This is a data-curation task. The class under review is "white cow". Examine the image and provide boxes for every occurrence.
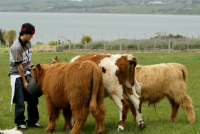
[69,54,145,131]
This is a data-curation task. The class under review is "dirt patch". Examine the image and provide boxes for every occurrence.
[32,45,55,51]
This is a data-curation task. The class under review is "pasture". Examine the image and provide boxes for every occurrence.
[0,51,200,134]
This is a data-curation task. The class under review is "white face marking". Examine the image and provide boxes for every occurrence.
[99,54,121,75]
[94,55,96,57]
[122,54,135,61]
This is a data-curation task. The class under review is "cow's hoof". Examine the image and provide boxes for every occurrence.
[139,120,146,130]
[66,126,72,131]
[50,129,54,133]
[95,131,105,134]
[118,125,124,131]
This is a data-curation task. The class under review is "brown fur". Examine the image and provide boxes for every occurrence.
[54,55,145,130]
[32,61,106,134]
[71,54,146,129]
[124,63,195,123]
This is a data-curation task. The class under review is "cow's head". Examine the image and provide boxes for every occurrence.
[31,64,49,87]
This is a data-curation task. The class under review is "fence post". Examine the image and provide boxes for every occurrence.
[74,34,75,44]
[134,33,136,52]
[187,33,188,52]
[120,40,122,53]
[198,32,199,49]
[55,42,57,52]
[42,35,43,44]
[126,33,127,50]
[154,40,156,53]
[165,35,166,49]
[168,40,170,53]
[145,33,146,52]
[86,43,87,52]
[51,35,52,45]
[154,33,155,53]
[104,42,105,52]
[69,40,71,53]
[91,42,92,50]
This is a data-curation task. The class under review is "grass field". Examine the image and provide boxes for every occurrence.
[0,51,200,134]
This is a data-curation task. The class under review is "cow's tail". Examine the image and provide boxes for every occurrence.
[89,63,106,120]
[182,65,188,83]
[178,64,188,83]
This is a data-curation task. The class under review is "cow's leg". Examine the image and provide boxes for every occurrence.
[180,94,195,123]
[124,88,146,130]
[167,98,180,122]
[93,95,106,134]
[174,92,195,123]
[70,106,89,134]
[94,118,105,134]
[120,98,129,127]
[45,100,60,133]
[63,106,73,131]
[125,97,137,122]
[167,84,195,124]
[109,92,125,131]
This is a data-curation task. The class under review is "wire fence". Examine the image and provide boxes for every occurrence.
[29,36,200,53]
[1,34,200,53]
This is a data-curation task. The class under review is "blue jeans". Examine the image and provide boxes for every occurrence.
[14,76,39,126]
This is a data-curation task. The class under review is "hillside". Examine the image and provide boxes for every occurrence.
[0,0,200,15]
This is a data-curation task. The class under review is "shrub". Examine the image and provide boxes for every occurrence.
[172,42,187,50]
[3,29,16,46]
[88,41,104,49]
[56,43,69,51]
[81,35,92,44]
[74,43,84,49]
[49,41,56,46]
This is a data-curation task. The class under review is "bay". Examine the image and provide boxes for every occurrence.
[0,12,200,44]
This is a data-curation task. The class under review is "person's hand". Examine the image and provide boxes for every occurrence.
[31,65,35,68]
[24,81,28,90]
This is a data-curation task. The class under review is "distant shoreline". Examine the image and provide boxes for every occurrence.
[0,11,200,16]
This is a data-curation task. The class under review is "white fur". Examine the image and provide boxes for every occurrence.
[0,127,23,134]
[70,55,80,63]
[71,54,144,130]
[118,125,124,131]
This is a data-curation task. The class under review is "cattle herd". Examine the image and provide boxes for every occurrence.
[30,54,195,134]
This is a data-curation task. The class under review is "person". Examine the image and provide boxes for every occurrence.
[8,23,43,130]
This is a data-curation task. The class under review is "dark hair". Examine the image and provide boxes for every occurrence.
[19,23,35,36]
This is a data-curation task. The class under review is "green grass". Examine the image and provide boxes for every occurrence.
[0,52,200,134]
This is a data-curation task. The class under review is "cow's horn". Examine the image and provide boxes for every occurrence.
[28,67,33,70]
[50,57,54,61]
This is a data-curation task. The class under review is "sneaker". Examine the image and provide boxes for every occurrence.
[17,124,27,130]
[28,123,43,128]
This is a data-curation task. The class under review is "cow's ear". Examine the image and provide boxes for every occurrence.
[35,64,41,71]
[132,57,137,66]
[55,56,58,61]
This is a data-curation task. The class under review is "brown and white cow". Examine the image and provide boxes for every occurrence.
[123,63,195,124]
[69,54,145,131]
[31,61,106,134]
